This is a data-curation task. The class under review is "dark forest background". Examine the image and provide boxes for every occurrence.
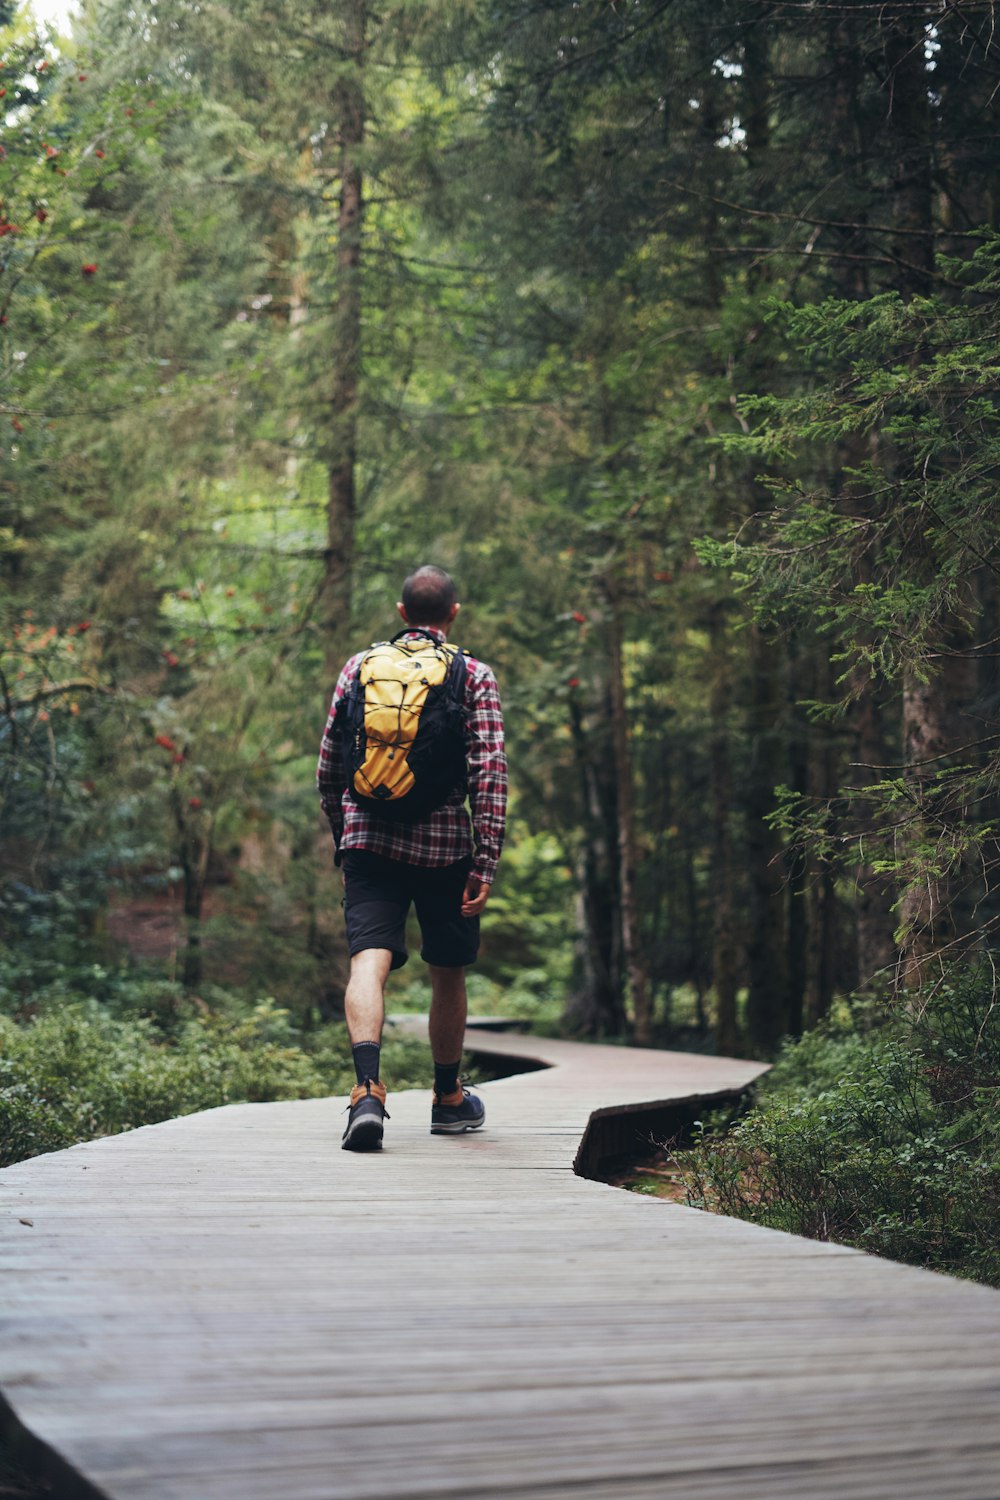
[2,0,999,1278]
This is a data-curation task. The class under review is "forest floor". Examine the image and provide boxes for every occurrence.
[602,1146,692,1203]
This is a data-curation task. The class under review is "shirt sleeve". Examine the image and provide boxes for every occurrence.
[465,663,507,884]
[316,658,356,852]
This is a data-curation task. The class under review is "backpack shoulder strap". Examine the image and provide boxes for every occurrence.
[448,645,469,704]
[389,627,441,646]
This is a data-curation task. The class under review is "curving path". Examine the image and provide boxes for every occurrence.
[2,1028,1000,1499]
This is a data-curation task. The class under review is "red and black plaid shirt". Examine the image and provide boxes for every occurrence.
[317,628,507,884]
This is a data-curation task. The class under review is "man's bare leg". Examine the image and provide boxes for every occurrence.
[428,963,467,1075]
[341,948,393,1151]
[428,964,485,1131]
[345,948,393,1046]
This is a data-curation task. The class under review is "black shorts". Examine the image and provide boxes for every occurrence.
[342,849,479,971]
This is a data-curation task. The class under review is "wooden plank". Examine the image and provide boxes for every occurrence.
[2,1030,999,1499]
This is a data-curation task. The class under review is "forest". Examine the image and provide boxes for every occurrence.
[1,0,999,1282]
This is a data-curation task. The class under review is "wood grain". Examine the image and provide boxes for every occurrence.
[1,1026,999,1499]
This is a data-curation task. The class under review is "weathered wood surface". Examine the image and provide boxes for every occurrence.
[2,1027,1000,1500]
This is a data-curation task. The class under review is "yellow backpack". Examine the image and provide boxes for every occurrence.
[335,629,469,822]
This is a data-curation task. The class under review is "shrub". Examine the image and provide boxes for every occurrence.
[0,995,435,1167]
[682,963,1000,1287]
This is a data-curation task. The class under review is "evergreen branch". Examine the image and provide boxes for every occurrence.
[656,177,976,242]
[847,732,1000,771]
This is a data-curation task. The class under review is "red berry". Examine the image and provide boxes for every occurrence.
[188,797,202,810]
[81,263,98,276]
[94,149,105,159]
[154,733,177,751]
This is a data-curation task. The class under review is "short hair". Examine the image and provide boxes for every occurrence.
[401,565,457,625]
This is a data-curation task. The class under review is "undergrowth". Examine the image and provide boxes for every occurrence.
[0,972,435,1167]
[681,962,1000,1287]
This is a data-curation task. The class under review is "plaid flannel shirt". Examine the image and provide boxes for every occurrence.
[317,628,507,884]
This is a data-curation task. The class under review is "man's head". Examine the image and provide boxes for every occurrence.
[397,565,460,632]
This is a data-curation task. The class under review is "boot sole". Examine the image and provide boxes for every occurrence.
[342,1116,384,1151]
[430,1118,486,1134]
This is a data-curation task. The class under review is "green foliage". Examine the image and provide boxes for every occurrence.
[0,983,435,1167]
[708,245,1000,684]
[2,0,999,1082]
[683,965,1000,1286]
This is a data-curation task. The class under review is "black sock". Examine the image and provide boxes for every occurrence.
[434,1059,461,1098]
[352,1042,380,1085]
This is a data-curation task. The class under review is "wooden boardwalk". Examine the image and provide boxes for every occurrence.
[2,1027,1000,1500]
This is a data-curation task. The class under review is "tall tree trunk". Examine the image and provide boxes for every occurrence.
[565,690,625,1036]
[175,802,213,994]
[898,644,976,986]
[682,806,708,1034]
[322,0,366,686]
[975,567,1000,947]
[851,680,898,989]
[899,668,955,986]
[827,10,871,298]
[745,624,789,1053]
[181,862,205,993]
[883,10,935,295]
[785,633,809,1039]
[884,12,952,989]
[710,605,740,1056]
[606,581,653,1045]
[805,644,838,1025]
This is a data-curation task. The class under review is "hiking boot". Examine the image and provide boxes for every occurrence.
[342,1078,388,1152]
[431,1083,485,1135]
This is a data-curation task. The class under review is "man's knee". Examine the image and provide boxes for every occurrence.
[349,947,394,982]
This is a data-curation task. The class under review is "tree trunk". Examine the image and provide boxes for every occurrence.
[709,605,740,1056]
[883,12,935,295]
[682,804,708,1034]
[805,645,838,1025]
[785,634,809,1039]
[606,581,653,1045]
[177,807,213,994]
[181,861,204,993]
[898,648,976,987]
[321,0,366,686]
[827,10,871,298]
[975,567,1000,948]
[745,624,789,1053]
[565,690,625,1036]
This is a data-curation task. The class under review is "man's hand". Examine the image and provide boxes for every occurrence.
[461,874,491,918]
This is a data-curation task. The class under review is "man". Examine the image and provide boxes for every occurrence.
[317,565,507,1151]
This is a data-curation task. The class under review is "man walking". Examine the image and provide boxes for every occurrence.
[317,565,507,1151]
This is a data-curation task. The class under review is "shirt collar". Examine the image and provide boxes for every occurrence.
[404,626,447,643]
